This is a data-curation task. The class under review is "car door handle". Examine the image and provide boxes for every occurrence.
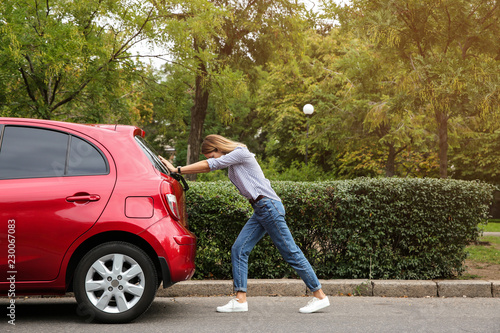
[66,194,101,202]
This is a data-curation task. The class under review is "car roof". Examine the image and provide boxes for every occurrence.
[0,117,145,138]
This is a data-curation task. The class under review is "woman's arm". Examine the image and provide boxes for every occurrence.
[158,155,210,174]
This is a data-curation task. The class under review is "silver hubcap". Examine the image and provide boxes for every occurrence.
[85,253,145,313]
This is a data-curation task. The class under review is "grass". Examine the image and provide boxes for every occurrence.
[466,236,500,265]
[459,221,500,279]
[457,273,481,280]
[483,221,500,232]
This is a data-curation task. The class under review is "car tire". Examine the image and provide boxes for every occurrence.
[73,242,158,323]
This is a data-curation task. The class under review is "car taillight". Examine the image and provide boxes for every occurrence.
[161,180,188,226]
[164,193,180,220]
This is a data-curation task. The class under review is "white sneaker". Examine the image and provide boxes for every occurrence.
[216,299,248,313]
[299,297,330,313]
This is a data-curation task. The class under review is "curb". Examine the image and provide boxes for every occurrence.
[158,279,500,298]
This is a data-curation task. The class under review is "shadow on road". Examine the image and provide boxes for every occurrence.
[3,298,82,323]
[1,296,179,325]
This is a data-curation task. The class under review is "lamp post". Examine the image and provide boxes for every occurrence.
[303,104,314,166]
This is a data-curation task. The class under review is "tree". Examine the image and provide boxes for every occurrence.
[342,0,500,178]
[255,27,348,173]
[0,0,157,121]
[151,0,307,179]
[333,35,426,178]
[255,24,434,178]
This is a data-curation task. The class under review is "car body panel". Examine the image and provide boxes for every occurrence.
[0,117,196,296]
[0,175,116,282]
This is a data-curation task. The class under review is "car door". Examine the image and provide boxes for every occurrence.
[0,125,116,282]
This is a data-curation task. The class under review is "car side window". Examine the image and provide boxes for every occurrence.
[0,126,108,179]
[0,126,68,179]
[68,136,108,176]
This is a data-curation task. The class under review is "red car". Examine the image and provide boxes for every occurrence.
[0,117,196,323]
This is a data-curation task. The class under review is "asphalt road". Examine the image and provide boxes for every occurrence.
[2,296,500,333]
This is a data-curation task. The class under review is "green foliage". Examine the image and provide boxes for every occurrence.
[254,25,438,178]
[450,131,500,184]
[195,156,336,182]
[187,178,495,280]
[256,28,346,171]
[185,181,253,279]
[3,0,500,183]
[139,65,193,160]
[343,0,500,178]
[0,0,155,122]
[258,157,336,182]
[151,0,308,171]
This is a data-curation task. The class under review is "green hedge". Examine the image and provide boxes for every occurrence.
[185,178,495,280]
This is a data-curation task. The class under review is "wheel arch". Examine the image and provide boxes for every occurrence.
[65,231,168,292]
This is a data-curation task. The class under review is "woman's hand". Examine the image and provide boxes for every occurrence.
[158,155,176,173]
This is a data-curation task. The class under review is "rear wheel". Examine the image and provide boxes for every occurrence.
[73,242,158,323]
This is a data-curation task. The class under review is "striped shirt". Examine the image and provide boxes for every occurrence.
[206,146,281,202]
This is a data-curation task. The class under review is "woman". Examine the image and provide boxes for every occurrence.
[159,134,329,314]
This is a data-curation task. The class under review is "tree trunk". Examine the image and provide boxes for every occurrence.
[185,70,209,181]
[385,144,396,177]
[436,112,448,178]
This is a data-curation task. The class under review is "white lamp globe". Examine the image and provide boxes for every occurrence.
[303,104,314,115]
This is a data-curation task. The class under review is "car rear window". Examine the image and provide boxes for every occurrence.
[0,126,108,179]
[135,136,170,175]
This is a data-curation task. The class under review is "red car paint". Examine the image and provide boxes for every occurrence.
[0,118,196,297]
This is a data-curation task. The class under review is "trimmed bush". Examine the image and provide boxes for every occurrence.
[186,178,495,280]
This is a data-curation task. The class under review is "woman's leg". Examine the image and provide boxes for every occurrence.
[254,199,330,313]
[254,199,322,293]
[231,213,266,300]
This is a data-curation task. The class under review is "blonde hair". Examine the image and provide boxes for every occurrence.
[201,134,246,155]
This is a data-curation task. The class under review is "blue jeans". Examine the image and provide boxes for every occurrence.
[231,197,321,293]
